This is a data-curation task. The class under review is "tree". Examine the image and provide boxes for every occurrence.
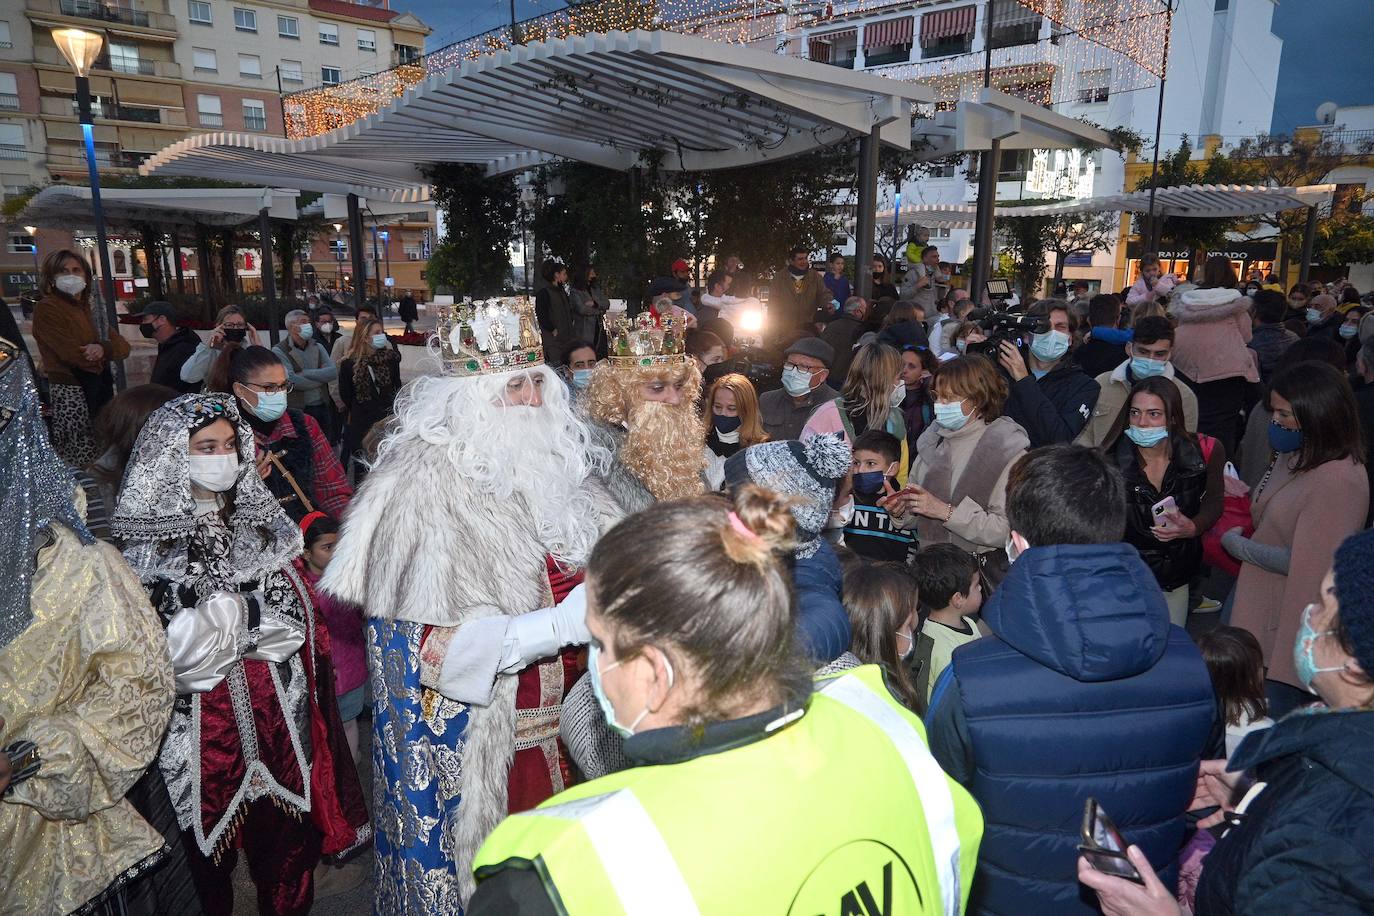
[424,163,519,296]
[997,214,1051,301]
[1045,210,1120,287]
[1134,136,1250,261]
[1314,190,1374,269]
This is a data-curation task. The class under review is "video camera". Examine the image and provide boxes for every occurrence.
[964,308,1048,359]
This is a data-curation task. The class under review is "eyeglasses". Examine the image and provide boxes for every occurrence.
[784,361,822,374]
[239,380,293,394]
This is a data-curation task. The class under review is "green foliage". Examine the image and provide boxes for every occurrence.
[1315,203,1374,268]
[997,214,1051,300]
[423,163,518,296]
[1134,136,1249,256]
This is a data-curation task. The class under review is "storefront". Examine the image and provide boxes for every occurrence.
[1125,240,1279,287]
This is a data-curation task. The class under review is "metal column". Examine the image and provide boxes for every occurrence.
[1298,205,1319,287]
[259,207,280,346]
[171,226,186,295]
[76,74,125,391]
[346,193,368,311]
[969,0,1000,302]
[854,125,881,301]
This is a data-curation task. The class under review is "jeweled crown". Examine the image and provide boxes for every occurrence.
[436,297,544,377]
[603,310,689,368]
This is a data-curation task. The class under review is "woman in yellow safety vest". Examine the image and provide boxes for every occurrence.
[469,486,984,916]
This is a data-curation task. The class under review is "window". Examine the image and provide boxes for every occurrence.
[242,99,266,131]
[1077,69,1110,104]
[234,8,257,32]
[929,159,958,179]
[395,43,420,64]
[192,47,217,73]
[197,93,222,127]
[1214,0,1229,10]
[356,28,376,51]
[187,0,211,25]
[319,23,338,46]
[329,238,347,259]
[0,122,23,160]
[279,59,303,83]
[239,53,261,79]
[0,20,12,49]
[8,234,34,254]
[927,226,951,240]
[107,42,141,74]
[0,73,16,110]
[113,250,127,274]
[321,66,340,86]
[278,16,299,39]
[404,245,421,261]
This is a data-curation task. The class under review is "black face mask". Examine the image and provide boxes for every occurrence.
[224,328,248,343]
[139,323,157,339]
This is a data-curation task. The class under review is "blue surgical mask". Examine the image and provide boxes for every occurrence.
[1340,324,1358,339]
[1030,329,1070,363]
[781,365,815,397]
[589,642,672,738]
[713,414,742,434]
[1125,424,1169,448]
[955,339,968,354]
[934,399,970,430]
[298,324,314,340]
[1130,355,1168,379]
[370,333,389,349]
[248,390,288,422]
[1293,603,1345,694]
[571,368,594,389]
[853,470,886,493]
[1307,308,1323,325]
[1269,420,1303,453]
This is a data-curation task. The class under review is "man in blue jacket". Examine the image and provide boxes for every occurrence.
[998,299,1100,446]
[925,444,1217,915]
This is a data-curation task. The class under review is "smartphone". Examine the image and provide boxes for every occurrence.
[1150,496,1178,523]
[1079,799,1144,885]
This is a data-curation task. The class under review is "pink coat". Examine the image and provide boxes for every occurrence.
[1169,288,1260,384]
[295,560,368,696]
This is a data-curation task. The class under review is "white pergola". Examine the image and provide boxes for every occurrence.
[18,185,300,230]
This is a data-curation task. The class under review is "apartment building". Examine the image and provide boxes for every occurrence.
[0,0,429,294]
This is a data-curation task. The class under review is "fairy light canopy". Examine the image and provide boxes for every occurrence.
[142,29,933,198]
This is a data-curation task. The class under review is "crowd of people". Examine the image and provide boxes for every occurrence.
[3,241,1374,916]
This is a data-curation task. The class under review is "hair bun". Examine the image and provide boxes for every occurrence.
[723,485,797,565]
[803,432,853,481]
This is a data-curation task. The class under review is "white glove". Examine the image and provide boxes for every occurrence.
[500,583,590,672]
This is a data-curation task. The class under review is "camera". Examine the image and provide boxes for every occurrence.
[964,309,1048,359]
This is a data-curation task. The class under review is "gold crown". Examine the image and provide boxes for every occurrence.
[603,310,689,368]
[436,297,545,377]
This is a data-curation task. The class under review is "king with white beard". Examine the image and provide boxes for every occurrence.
[320,300,621,914]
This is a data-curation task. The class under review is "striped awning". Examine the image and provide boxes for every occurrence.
[807,38,832,62]
[864,16,914,48]
[920,6,977,45]
[815,27,857,43]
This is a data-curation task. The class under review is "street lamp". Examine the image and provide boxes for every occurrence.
[52,26,124,390]
[22,225,39,283]
[379,230,391,302]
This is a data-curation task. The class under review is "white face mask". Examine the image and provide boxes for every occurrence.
[889,381,907,408]
[828,495,855,528]
[319,322,334,334]
[188,453,240,493]
[55,274,87,296]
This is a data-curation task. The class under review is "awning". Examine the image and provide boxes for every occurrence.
[816,28,857,43]
[992,1,1042,28]
[17,186,300,232]
[807,38,831,63]
[865,16,914,48]
[920,6,977,44]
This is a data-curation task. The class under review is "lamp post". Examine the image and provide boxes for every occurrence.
[22,225,39,285]
[52,26,124,390]
[379,229,391,304]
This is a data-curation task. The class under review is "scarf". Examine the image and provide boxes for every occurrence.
[0,338,93,650]
[111,393,301,587]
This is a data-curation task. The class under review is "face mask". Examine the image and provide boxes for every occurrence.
[713,414,742,435]
[140,323,157,338]
[247,390,288,422]
[590,642,672,737]
[1293,603,1345,694]
[297,324,314,340]
[853,469,886,493]
[896,629,914,662]
[934,399,969,430]
[781,365,815,397]
[1005,534,1022,564]
[224,328,247,343]
[188,453,240,492]
[828,495,855,528]
[54,274,86,296]
[1268,420,1303,453]
[371,333,389,349]
[571,368,594,389]
[1030,329,1070,363]
[1125,424,1169,448]
[1130,355,1168,379]
[1307,308,1323,324]
[319,322,334,334]
[889,381,906,408]
[1340,324,1358,339]
[955,339,968,354]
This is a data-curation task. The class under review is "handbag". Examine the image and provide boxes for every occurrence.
[69,364,113,417]
[1198,434,1254,578]
[165,590,306,693]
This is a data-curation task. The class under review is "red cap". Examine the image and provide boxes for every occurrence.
[671,258,689,272]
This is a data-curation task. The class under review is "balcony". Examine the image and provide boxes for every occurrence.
[49,0,177,32]
[0,93,19,110]
[864,46,912,67]
[39,95,186,125]
[0,144,26,161]
[199,112,223,127]
[33,45,181,78]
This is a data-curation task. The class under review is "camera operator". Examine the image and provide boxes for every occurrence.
[997,299,1101,447]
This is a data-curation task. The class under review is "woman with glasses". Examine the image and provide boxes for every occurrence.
[223,346,352,522]
[181,305,261,390]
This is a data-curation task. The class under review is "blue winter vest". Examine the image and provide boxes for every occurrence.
[951,628,1215,915]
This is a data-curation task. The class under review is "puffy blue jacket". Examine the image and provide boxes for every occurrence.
[790,538,851,665]
[925,543,1216,915]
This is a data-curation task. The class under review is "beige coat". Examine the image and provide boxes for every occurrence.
[1231,456,1368,689]
[1075,360,1199,447]
[0,525,173,916]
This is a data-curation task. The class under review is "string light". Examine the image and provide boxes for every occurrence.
[285,1,1170,139]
